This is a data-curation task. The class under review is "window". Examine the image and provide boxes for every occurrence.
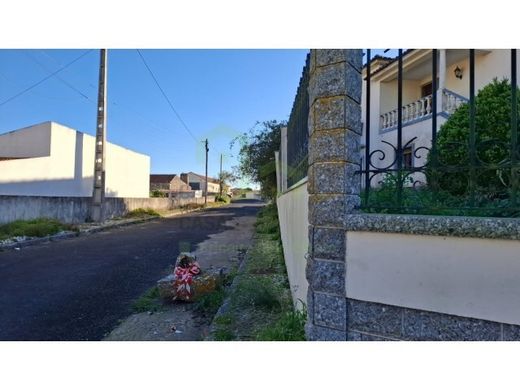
[421,78,439,98]
[403,146,413,168]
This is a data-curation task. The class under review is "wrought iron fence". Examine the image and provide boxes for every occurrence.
[286,53,310,188]
[359,49,520,217]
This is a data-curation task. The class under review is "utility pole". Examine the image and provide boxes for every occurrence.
[91,49,107,222]
[219,153,223,197]
[204,139,209,207]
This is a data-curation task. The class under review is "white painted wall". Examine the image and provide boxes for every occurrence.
[0,122,51,158]
[346,231,520,326]
[0,122,150,197]
[277,181,309,310]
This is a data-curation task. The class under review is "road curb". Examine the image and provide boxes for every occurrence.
[205,247,250,340]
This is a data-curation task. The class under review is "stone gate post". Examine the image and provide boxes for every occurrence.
[305,49,363,340]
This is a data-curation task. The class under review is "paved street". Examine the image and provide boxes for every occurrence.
[0,200,263,341]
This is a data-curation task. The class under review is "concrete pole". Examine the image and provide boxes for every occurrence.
[91,49,107,222]
[204,139,208,206]
[219,153,223,197]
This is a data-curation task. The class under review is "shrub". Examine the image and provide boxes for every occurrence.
[125,208,160,218]
[215,194,231,203]
[429,79,520,198]
[150,190,167,198]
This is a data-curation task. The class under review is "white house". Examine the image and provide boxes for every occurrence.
[362,49,518,179]
[180,171,220,194]
[0,121,150,197]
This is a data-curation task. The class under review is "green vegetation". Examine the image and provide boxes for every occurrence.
[210,203,306,341]
[255,306,307,341]
[364,79,520,218]
[234,120,286,200]
[215,194,231,204]
[125,208,161,218]
[131,286,163,313]
[150,189,167,198]
[0,218,76,241]
[430,79,520,197]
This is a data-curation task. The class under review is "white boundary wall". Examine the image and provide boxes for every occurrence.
[277,180,309,309]
[0,122,150,198]
[346,231,520,326]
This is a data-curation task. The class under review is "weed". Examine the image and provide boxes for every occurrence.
[255,307,307,341]
[125,208,160,218]
[232,275,282,310]
[131,286,163,313]
[0,218,75,241]
[194,287,226,316]
[215,314,234,326]
[214,326,235,341]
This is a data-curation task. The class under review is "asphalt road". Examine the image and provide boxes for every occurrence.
[0,200,263,341]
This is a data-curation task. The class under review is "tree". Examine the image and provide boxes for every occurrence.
[233,120,286,200]
[428,79,520,198]
[218,170,236,196]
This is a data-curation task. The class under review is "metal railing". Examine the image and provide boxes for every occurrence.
[360,49,520,217]
[286,53,310,188]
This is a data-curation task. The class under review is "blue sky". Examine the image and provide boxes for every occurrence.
[0,49,309,187]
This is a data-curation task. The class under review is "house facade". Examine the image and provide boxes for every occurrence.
[150,174,192,193]
[0,121,150,198]
[180,172,220,194]
[362,49,518,180]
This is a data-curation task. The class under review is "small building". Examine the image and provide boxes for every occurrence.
[180,172,220,194]
[150,174,192,194]
[0,121,150,198]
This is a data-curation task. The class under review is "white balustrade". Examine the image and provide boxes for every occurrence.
[379,90,467,130]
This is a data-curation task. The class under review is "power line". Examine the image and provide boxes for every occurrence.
[34,50,180,138]
[136,49,199,143]
[0,50,93,108]
[24,51,95,103]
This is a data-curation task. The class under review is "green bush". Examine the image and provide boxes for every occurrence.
[429,79,520,197]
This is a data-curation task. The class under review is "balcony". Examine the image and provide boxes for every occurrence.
[379,89,468,131]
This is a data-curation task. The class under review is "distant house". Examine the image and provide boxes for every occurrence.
[180,172,220,194]
[150,174,191,194]
[0,121,150,198]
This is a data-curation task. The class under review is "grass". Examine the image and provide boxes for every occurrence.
[125,208,161,218]
[0,218,76,241]
[131,286,163,313]
[255,306,307,341]
[210,203,306,341]
[193,287,227,316]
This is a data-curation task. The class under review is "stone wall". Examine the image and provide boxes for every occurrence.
[305,49,520,341]
[347,299,520,341]
[0,195,214,225]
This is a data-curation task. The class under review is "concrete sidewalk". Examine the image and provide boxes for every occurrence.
[104,205,260,341]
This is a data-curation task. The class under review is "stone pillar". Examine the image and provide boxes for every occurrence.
[305,49,363,341]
